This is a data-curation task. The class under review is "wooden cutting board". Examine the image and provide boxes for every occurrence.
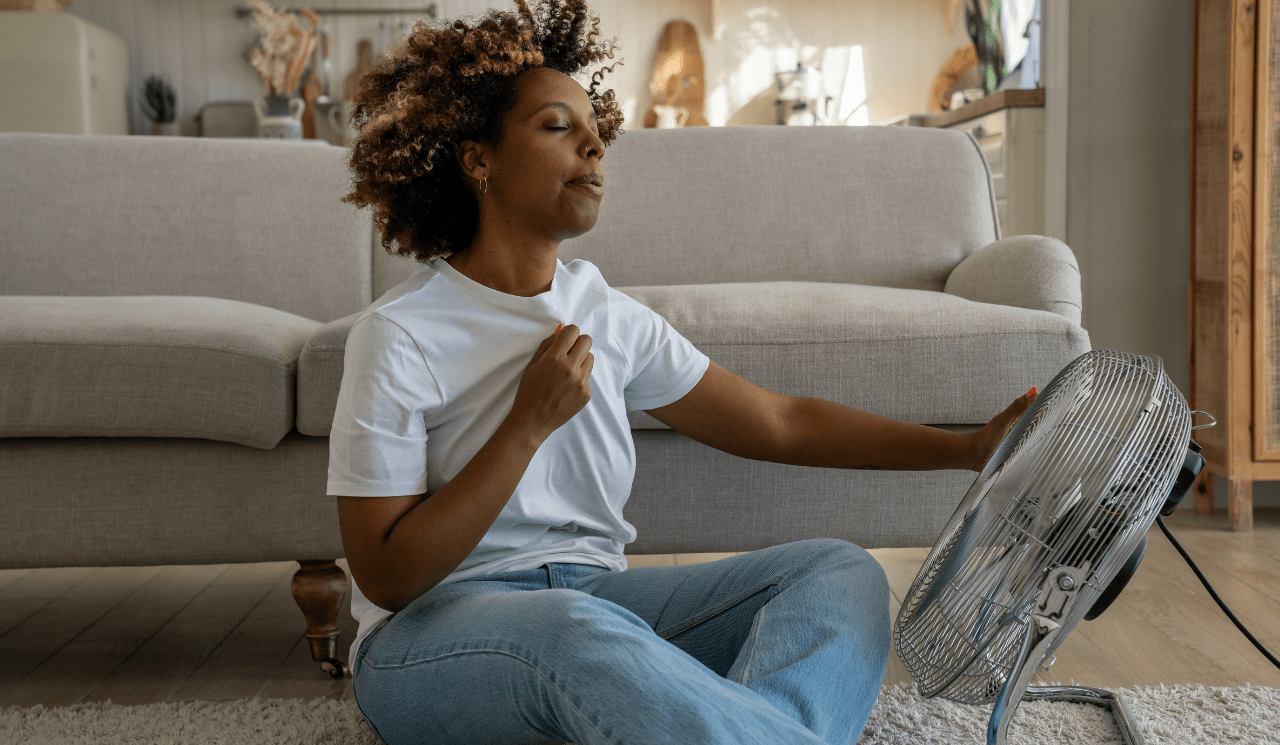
[643,20,708,128]
[344,39,374,102]
[301,70,322,139]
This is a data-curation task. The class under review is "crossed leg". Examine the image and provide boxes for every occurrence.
[352,538,890,744]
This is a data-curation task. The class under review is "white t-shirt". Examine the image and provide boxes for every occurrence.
[327,256,711,670]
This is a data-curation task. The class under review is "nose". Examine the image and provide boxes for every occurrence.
[582,128,604,160]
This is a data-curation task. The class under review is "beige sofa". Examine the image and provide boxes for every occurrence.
[0,126,1089,678]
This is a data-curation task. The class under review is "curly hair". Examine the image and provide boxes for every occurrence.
[340,0,624,263]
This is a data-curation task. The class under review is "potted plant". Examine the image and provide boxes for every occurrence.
[141,75,179,135]
[245,0,319,139]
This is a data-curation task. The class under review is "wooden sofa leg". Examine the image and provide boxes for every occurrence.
[292,559,350,679]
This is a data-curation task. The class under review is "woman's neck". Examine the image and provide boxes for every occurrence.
[445,242,557,297]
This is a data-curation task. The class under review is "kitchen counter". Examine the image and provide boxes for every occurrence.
[918,88,1045,128]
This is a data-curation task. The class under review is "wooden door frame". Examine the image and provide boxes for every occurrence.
[1190,0,1259,531]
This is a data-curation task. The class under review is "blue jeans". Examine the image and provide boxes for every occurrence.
[351,538,890,745]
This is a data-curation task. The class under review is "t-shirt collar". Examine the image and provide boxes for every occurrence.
[431,256,562,313]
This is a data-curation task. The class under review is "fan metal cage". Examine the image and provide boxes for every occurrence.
[894,350,1191,705]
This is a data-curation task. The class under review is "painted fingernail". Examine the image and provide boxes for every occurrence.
[555,323,563,332]
[1026,386,1037,398]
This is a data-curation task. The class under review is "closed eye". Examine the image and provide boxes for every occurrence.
[547,127,568,131]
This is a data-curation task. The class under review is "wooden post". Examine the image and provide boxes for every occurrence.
[1190,0,1259,531]
[1193,469,1215,515]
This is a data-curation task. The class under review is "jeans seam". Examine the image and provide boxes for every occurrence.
[351,620,394,743]
[730,569,799,686]
[364,647,618,745]
[731,603,768,686]
[730,553,817,685]
[351,685,390,744]
[657,575,783,641]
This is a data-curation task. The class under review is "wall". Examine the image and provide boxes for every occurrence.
[1064,0,1277,509]
[64,0,971,135]
[1066,0,1192,395]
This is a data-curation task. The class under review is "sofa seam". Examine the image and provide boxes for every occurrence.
[679,329,1088,346]
[0,341,305,366]
[942,296,1083,312]
[962,129,1002,241]
[309,326,1086,351]
[0,425,286,448]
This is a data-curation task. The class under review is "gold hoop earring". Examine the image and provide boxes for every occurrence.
[480,176,489,196]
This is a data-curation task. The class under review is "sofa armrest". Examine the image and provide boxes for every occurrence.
[943,235,1082,324]
[297,310,365,436]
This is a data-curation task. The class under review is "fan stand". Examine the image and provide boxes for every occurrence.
[987,565,1146,745]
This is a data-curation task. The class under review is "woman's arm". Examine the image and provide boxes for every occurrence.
[338,417,545,613]
[338,324,595,613]
[644,361,1033,473]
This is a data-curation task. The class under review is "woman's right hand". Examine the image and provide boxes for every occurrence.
[509,323,594,442]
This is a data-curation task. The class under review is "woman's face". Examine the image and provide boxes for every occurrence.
[466,67,607,243]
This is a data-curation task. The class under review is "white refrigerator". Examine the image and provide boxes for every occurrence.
[0,11,129,135]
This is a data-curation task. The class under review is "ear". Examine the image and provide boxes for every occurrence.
[456,139,490,183]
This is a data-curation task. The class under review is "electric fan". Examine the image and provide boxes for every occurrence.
[894,349,1209,745]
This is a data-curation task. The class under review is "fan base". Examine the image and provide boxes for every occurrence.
[1014,686,1145,745]
[988,568,1146,744]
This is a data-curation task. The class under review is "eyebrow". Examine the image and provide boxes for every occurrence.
[536,102,599,122]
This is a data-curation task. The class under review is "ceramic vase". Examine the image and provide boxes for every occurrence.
[149,121,180,136]
[654,105,689,128]
[253,94,305,140]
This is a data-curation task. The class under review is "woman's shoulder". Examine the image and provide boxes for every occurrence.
[371,260,446,312]
[561,257,637,298]
[556,260,656,339]
[558,256,603,282]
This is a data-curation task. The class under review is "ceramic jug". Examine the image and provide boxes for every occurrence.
[654,105,689,128]
[254,94,305,139]
[326,99,355,146]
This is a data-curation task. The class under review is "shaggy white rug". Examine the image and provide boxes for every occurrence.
[863,683,1280,744]
[3,682,1278,744]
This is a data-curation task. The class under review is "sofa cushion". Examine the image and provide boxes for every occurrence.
[618,281,1091,428]
[558,126,999,292]
[0,133,373,324]
[296,283,1090,436]
[0,296,320,450]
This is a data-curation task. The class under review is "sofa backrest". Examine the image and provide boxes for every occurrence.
[0,132,372,323]
[2,127,999,317]
[556,125,1000,292]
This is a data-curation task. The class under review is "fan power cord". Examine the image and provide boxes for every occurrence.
[1155,516,1280,671]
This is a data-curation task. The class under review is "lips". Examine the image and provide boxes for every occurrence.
[567,175,603,196]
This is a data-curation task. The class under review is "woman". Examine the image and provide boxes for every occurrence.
[330,2,1034,743]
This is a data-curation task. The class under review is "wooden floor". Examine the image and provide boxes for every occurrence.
[1,509,1278,709]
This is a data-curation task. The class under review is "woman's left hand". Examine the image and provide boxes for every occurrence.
[966,387,1038,472]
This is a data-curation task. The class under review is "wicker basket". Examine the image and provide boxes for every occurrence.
[0,0,71,11]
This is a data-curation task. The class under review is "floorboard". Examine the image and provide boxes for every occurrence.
[0,510,1275,709]
[76,564,278,706]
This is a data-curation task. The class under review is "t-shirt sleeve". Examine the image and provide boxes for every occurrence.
[614,290,711,412]
[327,313,444,497]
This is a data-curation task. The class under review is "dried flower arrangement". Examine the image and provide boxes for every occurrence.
[245,0,319,96]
